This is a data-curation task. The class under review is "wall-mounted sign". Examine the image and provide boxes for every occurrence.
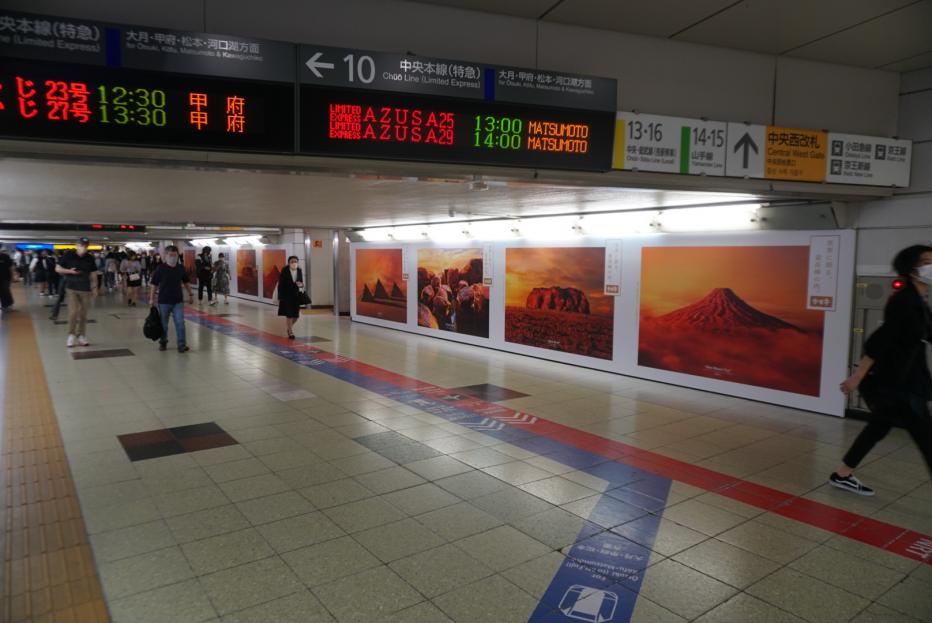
[604,239,622,295]
[808,235,840,311]
[763,126,827,183]
[300,87,615,171]
[298,44,616,112]
[613,112,726,176]
[825,133,911,187]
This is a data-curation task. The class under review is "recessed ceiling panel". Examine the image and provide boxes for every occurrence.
[674,0,916,54]
[543,0,738,38]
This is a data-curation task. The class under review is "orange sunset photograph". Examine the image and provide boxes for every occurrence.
[505,246,613,359]
[639,245,824,396]
[356,248,407,323]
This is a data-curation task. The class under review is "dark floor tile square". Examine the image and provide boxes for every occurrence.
[376,441,443,465]
[71,348,134,360]
[169,422,224,439]
[118,429,176,449]
[53,319,96,325]
[449,384,529,402]
[123,440,186,461]
[177,432,238,452]
[355,431,415,452]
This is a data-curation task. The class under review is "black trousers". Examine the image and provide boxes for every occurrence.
[50,286,66,318]
[844,390,932,475]
[198,279,212,301]
[0,281,12,309]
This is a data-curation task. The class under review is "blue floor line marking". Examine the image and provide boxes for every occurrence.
[189,315,675,621]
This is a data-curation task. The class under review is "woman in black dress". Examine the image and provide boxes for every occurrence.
[277,256,305,339]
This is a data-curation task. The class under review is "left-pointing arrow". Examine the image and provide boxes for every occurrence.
[305,52,335,78]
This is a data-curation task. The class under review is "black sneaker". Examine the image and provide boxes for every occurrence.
[829,473,875,496]
[177,345,190,353]
[159,343,167,351]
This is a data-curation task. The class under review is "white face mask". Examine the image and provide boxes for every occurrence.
[165,255,179,266]
[916,264,932,285]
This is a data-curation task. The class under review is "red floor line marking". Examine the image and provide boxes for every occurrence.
[193,311,932,565]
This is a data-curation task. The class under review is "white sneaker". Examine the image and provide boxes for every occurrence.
[77,335,89,347]
[66,335,76,348]
[209,300,217,306]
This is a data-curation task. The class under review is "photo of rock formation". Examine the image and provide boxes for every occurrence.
[417,248,489,338]
[505,247,613,359]
[356,248,407,323]
[262,249,286,299]
[236,249,258,296]
[639,245,825,396]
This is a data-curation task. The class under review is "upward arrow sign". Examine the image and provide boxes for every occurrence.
[734,132,759,169]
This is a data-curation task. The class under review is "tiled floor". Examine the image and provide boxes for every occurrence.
[2,285,931,622]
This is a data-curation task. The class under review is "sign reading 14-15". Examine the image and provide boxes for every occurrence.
[613,112,727,175]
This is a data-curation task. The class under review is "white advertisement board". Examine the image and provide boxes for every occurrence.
[350,230,855,417]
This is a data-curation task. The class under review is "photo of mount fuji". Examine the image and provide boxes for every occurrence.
[356,248,407,323]
[639,246,824,396]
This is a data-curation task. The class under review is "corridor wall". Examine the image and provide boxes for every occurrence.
[350,230,856,416]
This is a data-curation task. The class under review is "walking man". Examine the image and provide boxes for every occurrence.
[56,238,99,347]
[149,245,193,353]
[0,244,16,312]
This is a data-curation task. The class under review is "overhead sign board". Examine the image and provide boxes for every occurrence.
[763,126,827,182]
[825,132,911,187]
[614,112,726,175]
[0,10,108,65]
[298,44,616,112]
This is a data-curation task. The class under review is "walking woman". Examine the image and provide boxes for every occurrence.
[197,246,215,305]
[32,250,49,295]
[277,255,305,339]
[834,244,932,495]
[122,251,143,307]
[212,252,231,304]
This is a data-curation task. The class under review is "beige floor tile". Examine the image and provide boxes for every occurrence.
[300,477,373,508]
[718,520,820,564]
[639,559,738,620]
[353,465,427,494]
[500,551,566,601]
[673,538,779,589]
[381,482,460,515]
[200,556,303,615]
[108,579,217,623]
[99,545,195,600]
[166,504,252,543]
[181,527,274,575]
[90,519,176,562]
[382,602,454,623]
[747,567,871,623]
[390,543,494,597]
[236,491,315,525]
[788,545,906,600]
[454,525,551,571]
[876,576,932,622]
[282,535,381,587]
[256,511,345,553]
[416,501,504,541]
[354,517,446,562]
[433,574,539,623]
[221,589,335,623]
[313,566,424,622]
[612,516,709,557]
[661,499,748,536]
[694,593,805,623]
[323,496,405,533]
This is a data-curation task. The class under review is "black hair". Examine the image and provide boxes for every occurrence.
[165,245,179,253]
[288,256,299,263]
[892,245,932,278]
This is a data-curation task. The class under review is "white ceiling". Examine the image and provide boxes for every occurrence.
[0,157,778,229]
[416,0,932,72]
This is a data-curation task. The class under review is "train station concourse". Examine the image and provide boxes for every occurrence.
[0,1,931,622]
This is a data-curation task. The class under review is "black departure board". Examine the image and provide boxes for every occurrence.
[0,59,295,152]
[299,86,615,171]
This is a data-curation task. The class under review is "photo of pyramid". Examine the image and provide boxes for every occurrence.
[638,246,825,396]
[355,248,407,323]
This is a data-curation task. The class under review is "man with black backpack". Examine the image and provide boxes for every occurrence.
[149,245,194,353]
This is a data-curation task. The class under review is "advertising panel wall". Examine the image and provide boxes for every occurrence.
[350,230,855,416]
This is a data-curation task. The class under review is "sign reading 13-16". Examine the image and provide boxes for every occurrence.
[613,112,726,176]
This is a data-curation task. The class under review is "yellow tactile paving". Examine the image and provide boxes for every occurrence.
[1,310,110,623]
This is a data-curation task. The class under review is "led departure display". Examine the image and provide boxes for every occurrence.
[300,87,614,171]
[0,60,295,152]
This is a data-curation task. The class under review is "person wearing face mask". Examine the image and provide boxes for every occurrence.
[149,245,194,353]
[276,255,305,339]
[834,244,932,495]
[55,238,99,347]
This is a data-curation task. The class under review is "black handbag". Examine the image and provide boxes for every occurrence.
[143,306,164,341]
[297,290,312,307]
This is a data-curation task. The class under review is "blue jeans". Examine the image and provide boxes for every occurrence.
[158,303,186,347]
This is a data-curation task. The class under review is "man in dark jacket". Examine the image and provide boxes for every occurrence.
[835,244,932,495]
[149,245,194,353]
